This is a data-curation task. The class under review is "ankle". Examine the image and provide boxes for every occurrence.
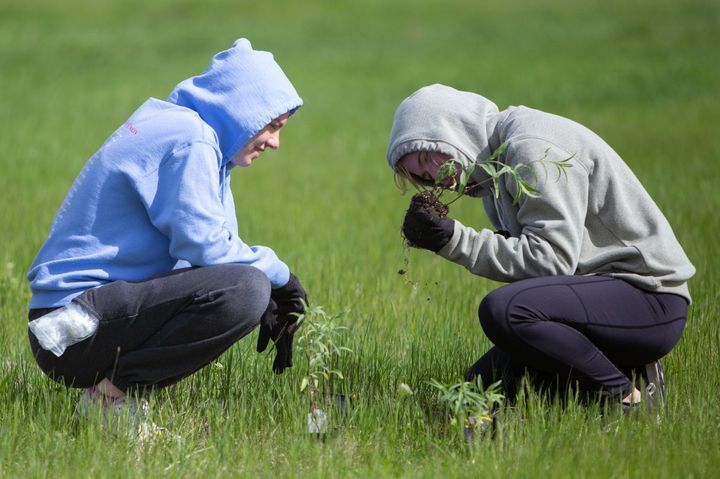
[91,378,125,401]
[622,387,642,405]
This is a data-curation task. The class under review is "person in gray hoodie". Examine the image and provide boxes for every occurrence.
[387,84,694,408]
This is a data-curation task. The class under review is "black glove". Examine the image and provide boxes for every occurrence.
[256,273,308,374]
[256,299,284,373]
[271,273,308,324]
[402,200,455,252]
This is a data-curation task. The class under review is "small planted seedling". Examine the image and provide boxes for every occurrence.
[294,301,352,436]
[428,378,504,441]
[402,142,575,248]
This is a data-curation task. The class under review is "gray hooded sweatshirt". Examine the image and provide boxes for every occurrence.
[387,84,694,302]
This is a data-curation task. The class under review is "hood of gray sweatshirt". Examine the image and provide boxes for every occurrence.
[387,84,501,197]
[386,84,694,301]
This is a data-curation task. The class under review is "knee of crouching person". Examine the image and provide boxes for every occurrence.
[239,267,272,325]
[215,265,272,328]
[478,289,511,343]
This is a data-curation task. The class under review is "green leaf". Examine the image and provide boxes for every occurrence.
[436,161,457,184]
[479,163,496,177]
[459,169,469,191]
[487,141,509,162]
[479,163,500,197]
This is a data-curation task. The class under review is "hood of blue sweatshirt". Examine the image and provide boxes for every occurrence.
[167,38,303,164]
[27,39,303,308]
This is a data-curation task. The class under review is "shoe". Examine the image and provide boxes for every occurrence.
[463,412,496,441]
[624,359,666,417]
[643,359,666,414]
[75,387,150,436]
[136,420,177,445]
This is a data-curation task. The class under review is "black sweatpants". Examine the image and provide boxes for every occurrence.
[28,264,271,392]
[465,275,688,400]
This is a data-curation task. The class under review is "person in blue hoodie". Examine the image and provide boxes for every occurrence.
[26,39,307,411]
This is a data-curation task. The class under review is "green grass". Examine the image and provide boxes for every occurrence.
[1,0,719,477]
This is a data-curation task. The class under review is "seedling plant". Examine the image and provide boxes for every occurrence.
[294,301,352,434]
[428,378,504,441]
[404,142,575,247]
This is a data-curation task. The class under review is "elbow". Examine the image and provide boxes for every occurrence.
[543,253,577,276]
[526,248,577,277]
[552,262,576,276]
[526,235,578,276]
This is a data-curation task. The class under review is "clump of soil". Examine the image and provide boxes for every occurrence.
[401,191,449,249]
[410,191,448,218]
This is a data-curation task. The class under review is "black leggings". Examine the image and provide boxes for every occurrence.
[466,275,688,400]
[28,264,271,392]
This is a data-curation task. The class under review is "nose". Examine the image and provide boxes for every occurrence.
[266,131,280,150]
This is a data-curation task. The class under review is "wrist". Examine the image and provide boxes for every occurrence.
[429,217,455,252]
[273,273,298,297]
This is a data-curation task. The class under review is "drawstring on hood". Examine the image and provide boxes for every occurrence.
[167,38,303,166]
[386,84,503,195]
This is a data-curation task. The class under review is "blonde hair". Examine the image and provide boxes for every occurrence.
[392,151,437,194]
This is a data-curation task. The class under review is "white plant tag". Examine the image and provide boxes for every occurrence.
[307,408,328,434]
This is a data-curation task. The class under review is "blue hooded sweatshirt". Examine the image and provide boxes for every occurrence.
[27,39,303,308]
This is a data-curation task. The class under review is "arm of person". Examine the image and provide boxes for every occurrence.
[136,141,289,287]
[437,138,590,282]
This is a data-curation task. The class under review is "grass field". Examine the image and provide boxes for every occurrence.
[1,0,719,477]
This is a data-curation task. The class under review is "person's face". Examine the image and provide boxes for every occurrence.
[397,151,453,187]
[231,113,290,167]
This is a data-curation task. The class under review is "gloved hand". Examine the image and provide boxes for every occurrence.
[271,273,308,325]
[256,273,308,374]
[402,199,455,252]
[256,299,286,374]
